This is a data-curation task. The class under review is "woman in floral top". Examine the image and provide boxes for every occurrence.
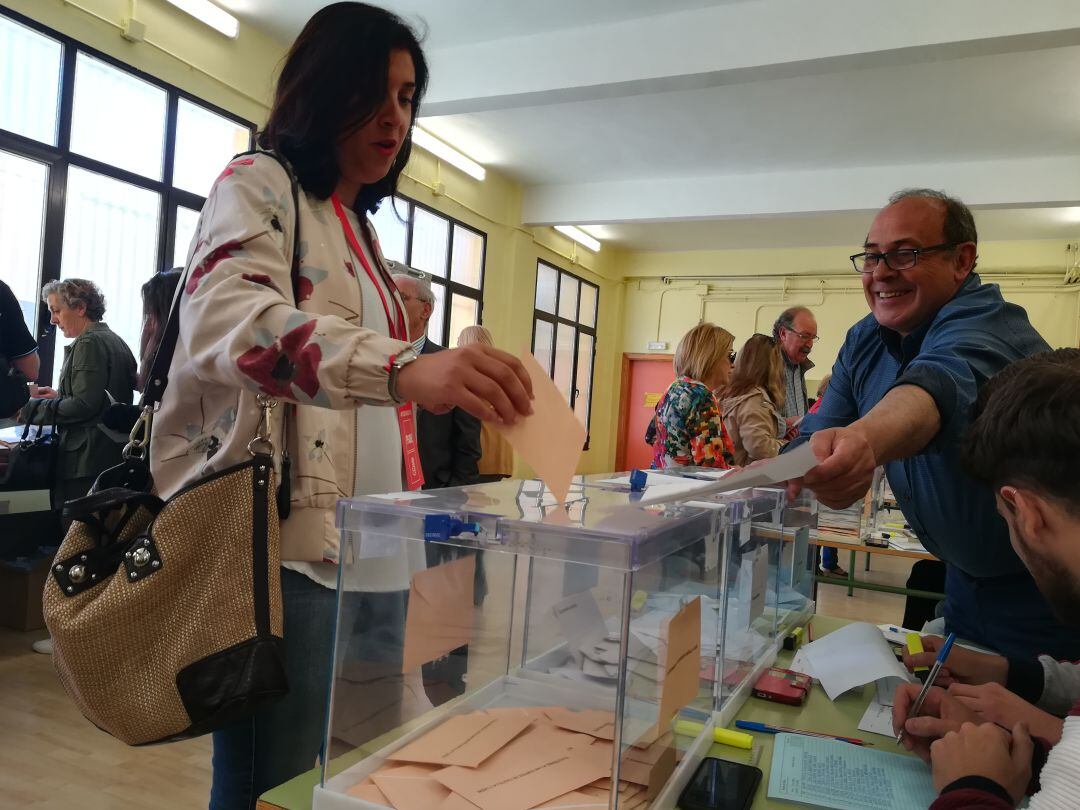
[151,6,532,808]
[650,323,737,468]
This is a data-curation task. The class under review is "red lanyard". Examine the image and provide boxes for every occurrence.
[330,193,425,491]
[331,194,407,341]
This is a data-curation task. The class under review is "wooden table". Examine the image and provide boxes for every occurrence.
[258,616,910,810]
[813,534,942,600]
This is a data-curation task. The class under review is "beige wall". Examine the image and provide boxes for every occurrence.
[619,240,1080,392]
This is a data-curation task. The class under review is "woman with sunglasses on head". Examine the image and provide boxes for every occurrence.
[720,333,788,466]
[648,323,736,469]
[149,5,531,807]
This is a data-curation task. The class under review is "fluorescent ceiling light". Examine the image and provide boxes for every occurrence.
[555,225,601,253]
[411,128,486,181]
[164,0,239,38]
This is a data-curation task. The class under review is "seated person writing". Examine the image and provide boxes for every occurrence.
[891,348,1080,809]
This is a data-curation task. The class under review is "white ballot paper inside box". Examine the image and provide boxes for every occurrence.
[639,442,819,505]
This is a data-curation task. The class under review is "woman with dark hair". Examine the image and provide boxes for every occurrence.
[720,333,788,466]
[148,4,532,807]
[137,268,181,389]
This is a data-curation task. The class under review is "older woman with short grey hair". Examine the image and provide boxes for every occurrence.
[24,278,137,509]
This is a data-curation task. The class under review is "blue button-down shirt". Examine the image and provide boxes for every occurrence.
[798,274,1050,578]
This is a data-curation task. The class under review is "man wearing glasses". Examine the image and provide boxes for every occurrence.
[788,188,1080,660]
[773,306,846,576]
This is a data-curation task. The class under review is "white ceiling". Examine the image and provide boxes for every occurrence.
[218,0,732,49]
[227,0,1080,252]
[587,207,1080,253]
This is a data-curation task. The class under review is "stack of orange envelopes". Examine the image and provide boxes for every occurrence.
[345,706,678,810]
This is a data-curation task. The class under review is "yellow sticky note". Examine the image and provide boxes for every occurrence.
[906,632,929,673]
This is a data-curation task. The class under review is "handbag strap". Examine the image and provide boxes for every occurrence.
[126,150,302,464]
[142,150,302,410]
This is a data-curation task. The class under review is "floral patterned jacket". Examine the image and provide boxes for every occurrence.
[150,153,410,563]
[649,376,734,469]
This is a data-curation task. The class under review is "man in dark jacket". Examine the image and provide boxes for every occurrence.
[0,279,39,422]
[391,272,481,489]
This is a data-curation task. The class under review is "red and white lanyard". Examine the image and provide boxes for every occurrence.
[331,193,424,491]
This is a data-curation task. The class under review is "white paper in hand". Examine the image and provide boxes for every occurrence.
[639,442,818,504]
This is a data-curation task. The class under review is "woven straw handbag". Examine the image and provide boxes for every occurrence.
[42,150,302,746]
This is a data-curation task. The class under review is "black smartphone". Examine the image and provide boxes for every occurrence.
[678,756,762,810]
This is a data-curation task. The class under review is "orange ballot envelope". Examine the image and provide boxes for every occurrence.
[544,707,616,740]
[388,711,533,768]
[402,555,476,672]
[658,596,701,728]
[432,725,610,810]
[497,351,586,504]
[370,764,449,810]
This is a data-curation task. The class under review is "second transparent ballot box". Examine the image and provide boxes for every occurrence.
[316,476,792,809]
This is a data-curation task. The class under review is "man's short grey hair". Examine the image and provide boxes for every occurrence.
[42,278,106,322]
[391,273,435,305]
[772,306,812,340]
[887,188,979,248]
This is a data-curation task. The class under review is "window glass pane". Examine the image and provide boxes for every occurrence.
[426,281,446,345]
[56,167,160,385]
[71,53,167,179]
[558,273,579,321]
[0,151,49,335]
[574,333,594,426]
[578,282,597,328]
[535,262,557,313]
[0,16,62,145]
[173,99,251,196]
[410,207,448,278]
[532,320,553,376]
[554,323,576,404]
[174,205,201,269]
[370,197,408,264]
[450,225,483,289]
[448,294,479,348]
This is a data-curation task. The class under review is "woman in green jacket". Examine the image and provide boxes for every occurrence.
[24,278,137,507]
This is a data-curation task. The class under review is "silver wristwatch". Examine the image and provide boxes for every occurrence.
[388,346,420,404]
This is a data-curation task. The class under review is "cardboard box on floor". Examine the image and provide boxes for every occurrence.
[0,555,50,631]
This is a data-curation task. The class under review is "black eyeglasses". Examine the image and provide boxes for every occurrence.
[782,329,819,344]
[850,242,956,273]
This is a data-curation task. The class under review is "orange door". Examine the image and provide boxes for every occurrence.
[617,355,674,471]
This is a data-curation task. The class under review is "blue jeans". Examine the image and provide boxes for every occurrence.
[209,568,337,810]
[943,565,1080,660]
[820,546,839,571]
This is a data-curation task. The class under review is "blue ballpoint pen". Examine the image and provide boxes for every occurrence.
[896,631,957,745]
[735,720,869,746]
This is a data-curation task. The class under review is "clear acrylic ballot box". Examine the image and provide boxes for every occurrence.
[315,475,806,810]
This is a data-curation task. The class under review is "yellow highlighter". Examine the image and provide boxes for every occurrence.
[906,632,930,680]
[673,720,753,750]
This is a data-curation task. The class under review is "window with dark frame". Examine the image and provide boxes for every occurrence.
[0,8,254,387]
[370,195,486,347]
[531,260,598,439]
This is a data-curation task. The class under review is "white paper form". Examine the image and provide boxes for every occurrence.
[800,621,913,700]
[857,700,896,738]
[638,442,818,504]
[768,733,937,810]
